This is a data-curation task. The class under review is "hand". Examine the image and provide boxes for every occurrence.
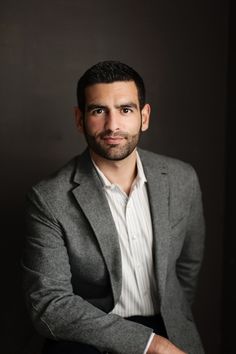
[147,334,187,354]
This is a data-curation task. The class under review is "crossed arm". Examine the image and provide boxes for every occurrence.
[147,335,186,354]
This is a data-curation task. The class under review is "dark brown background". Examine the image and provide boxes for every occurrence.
[1,0,234,353]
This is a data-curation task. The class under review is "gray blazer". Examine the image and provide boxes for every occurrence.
[22,148,205,354]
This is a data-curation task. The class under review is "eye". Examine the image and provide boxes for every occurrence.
[91,108,105,116]
[121,107,132,114]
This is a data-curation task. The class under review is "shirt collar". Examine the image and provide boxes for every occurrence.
[92,151,147,190]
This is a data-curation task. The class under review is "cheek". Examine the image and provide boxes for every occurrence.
[85,119,103,135]
[127,119,142,133]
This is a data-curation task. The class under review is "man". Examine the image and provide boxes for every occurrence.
[22,61,205,354]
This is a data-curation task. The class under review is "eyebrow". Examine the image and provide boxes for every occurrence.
[117,102,138,110]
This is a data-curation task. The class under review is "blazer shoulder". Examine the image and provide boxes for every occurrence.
[139,148,197,178]
[28,156,79,203]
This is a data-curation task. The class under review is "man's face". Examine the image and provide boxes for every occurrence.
[76,81,150,161]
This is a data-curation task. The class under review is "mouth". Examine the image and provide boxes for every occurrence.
[102,136,124,144]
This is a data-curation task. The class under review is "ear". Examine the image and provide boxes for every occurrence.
[74,107,84,133]
[141,104,151,131]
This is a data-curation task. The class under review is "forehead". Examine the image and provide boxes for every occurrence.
[84,81,139,104]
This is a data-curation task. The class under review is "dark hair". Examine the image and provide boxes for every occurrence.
[77,61,146,113]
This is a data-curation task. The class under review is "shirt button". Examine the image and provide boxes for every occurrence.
[132,235,136,240]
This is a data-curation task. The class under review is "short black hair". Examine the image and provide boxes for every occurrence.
[77,60,146,113]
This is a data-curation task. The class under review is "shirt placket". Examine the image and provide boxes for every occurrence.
[125,189,148,301]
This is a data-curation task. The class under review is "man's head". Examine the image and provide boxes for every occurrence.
[77,61,146,114]
[75,61,150,162]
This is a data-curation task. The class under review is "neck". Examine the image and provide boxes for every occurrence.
[90,149,137,195]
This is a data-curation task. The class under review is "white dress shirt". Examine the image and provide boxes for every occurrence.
[92,152,159,318]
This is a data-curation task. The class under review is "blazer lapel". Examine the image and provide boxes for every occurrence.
[141,152,170,304]
[71,150,122,305]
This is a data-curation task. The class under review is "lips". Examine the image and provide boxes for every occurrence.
[102,136,124,144]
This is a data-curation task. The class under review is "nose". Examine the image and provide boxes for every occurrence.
[104,110,120,132]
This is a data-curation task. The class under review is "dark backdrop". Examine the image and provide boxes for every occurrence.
[223,1,236,354]
[0,1,228,353]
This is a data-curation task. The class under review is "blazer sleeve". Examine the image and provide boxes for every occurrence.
[22,188,152,354]
[175,167,205,305]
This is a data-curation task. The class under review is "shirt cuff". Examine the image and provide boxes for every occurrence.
[143,332,155,354]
